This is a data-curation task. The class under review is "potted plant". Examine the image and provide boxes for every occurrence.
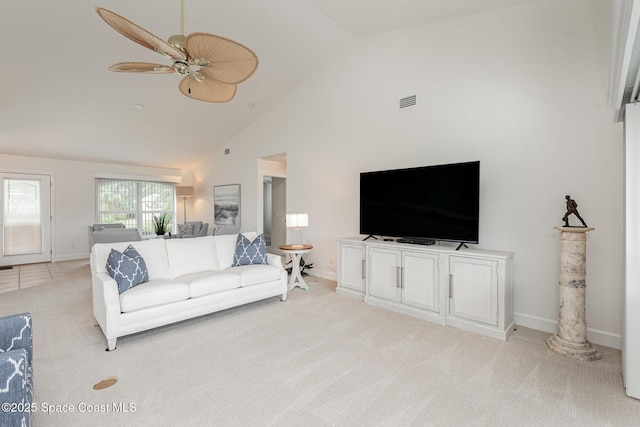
[153,213,171,236]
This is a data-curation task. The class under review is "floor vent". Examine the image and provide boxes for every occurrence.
[399,94,417,110]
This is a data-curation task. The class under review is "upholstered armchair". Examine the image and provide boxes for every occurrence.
[0,312,33,427]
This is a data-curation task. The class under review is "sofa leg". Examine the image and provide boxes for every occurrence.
[106,338,117,351]
[280,293,287,302]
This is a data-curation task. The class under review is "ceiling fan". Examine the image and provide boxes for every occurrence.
[95,2,258,103]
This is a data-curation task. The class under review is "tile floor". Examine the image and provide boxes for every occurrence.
[0,263,65,293]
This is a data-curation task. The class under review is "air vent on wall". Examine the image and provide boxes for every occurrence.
[399,94,417,110]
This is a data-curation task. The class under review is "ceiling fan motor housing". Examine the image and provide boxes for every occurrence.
[168,34,187,53]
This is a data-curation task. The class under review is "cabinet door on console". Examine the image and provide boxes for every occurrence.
[339,242,366,293]
[368,247,401,302]
[449,256,498,326]
[402,251,439,312]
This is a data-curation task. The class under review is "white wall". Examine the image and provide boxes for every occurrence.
[0,154,182,261]
[194,0,623,347]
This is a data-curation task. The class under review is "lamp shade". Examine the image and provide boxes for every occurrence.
[286,213,308,228]
[176,186,194,198]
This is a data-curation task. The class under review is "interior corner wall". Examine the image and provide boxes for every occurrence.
[194,0,624,347]
[0,153,183,261]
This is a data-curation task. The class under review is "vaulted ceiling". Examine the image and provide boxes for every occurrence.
[0,0,541,170]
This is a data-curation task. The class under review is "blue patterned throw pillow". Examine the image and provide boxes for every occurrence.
[233,233,268,266]
[106,245,149,294]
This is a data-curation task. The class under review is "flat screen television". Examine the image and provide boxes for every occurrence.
[359,161,480,245]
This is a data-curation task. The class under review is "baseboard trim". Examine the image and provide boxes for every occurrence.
[513,312,622,350]
[53,253,89,262]
[307,269,336,282]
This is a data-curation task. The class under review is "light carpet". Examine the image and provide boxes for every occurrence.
[0,260,639,426]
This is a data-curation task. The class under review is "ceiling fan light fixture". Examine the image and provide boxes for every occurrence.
[193,71,205,82]
[192,58,210,68]
[173,61,190,75]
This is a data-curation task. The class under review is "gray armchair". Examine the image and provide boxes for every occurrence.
[0,312,33,427]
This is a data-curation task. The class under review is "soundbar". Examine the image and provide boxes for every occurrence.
[396,238,435,245]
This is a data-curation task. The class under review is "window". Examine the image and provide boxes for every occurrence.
[96,179,175,237]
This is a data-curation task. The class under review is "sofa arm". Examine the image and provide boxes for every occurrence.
[91,272,122,346]
[0,349,33,427]
[0,313,32,365]
[267,253,284,269]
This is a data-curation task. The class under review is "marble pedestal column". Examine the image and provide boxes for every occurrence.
[546,226,601,361]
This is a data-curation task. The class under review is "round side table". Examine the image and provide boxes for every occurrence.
[279,244,313,291]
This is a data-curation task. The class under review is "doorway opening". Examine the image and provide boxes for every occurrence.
[258,154,286,252]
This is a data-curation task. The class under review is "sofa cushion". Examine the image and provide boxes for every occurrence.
[92,239,170,280]
[229,264,283,287]
[119,280,190,313]
[177,271,242,298]
[233,233,268,266]
[165,236,219,278]
[106,245,149,294]
[215,232,258,269]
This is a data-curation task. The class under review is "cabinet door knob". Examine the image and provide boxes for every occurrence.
[361,260,366,279]
[449,274,453,298]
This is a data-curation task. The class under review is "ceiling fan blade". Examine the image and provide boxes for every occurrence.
[109,62,175,73]
[185,33,258,84]
[178,75,237,103]
[96,7,186,61]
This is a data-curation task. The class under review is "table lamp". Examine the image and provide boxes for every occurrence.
[286,213,308,248]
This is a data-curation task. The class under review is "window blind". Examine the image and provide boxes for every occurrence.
[96,178,176,236]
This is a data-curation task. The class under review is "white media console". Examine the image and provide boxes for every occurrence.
[337,237,514,340]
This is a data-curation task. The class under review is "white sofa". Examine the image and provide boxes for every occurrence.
[90,232,287,351]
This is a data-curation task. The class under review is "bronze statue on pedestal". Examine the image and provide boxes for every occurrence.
[562,195,587,227]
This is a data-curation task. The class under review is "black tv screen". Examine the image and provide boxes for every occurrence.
[359,161,480,244]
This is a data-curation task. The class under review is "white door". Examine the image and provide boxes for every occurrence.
[0,173,51,266]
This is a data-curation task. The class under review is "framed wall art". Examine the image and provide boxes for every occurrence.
[214,184,241,226]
